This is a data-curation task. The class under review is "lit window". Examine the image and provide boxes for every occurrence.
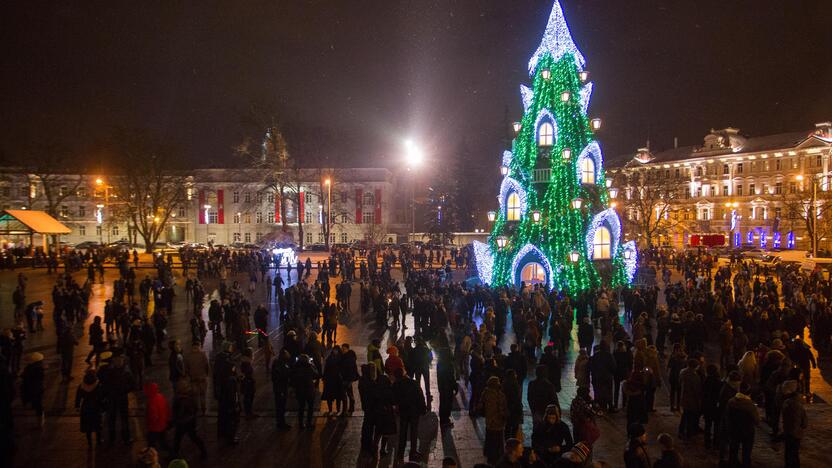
[521,262,546,285]
[506,192,521,221]
[112,226,119,236]
[79,225,86,236]
[340,232,348,243]
[244,232,251,243]
[593,226,611,259]
[538,122,554,146]
[581,157,596,184]
[233,232,241,242]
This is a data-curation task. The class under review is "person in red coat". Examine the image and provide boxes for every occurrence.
[144,382,171,451]
[384,346,405,378]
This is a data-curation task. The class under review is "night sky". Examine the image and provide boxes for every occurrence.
[1,0,830,170]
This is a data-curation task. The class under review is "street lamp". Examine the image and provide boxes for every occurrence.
[487,211,496,222]
[608,187,619,199]
[569,250,580,262]
[571,198,583,210]
[500,165,509,176]
[579,70,589,82]
[591,118,602,130]
[532,210,541,223]
[562,148,572,161]
[512,122,522,133]
[623,249,633,260]
[404,139,423,243]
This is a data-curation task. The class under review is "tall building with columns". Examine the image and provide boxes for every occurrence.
[608,122,832,251]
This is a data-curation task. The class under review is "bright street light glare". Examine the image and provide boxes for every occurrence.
[404,139,424,167]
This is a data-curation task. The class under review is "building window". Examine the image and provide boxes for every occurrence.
[340,191,348,203]
[723,164,729,175]
[305,192,313,203]
[256,232,263,241]
[817,155,823,167]
[363,212,374,224]
[722,185,729,196]
[178,206,186,217]
[789,182,797,194]
[78,206,86,217]
[340,232,348,243]
[749,184,756,195]
[243,213,251,224]
[330,234,335,244]
[775,207,781,218]
[749,207,755,220]
[233,232,241,242]
[267,211,275,222]
[363,192,375,206]
[736,163,743,174]
[256,212,263,223]
[232,191,240,203]
[112,226,119,236]
[696,167,703,177]
[306,211,312,223]
[340,213,348,223]
[775,182,782,195]
[674,169,680,178]
[79,225,86,236]
[244,232,251,243]
[267,192,275,203]
[736,185,743,196]
[580,158,596,184]
[244,192,251,203]
[701,208,710,221]
[776,159,782,171]
[96,226,102,236]
[592,226,611,260]
[60,186,69,196]
[233,213,241,224]
[306,233,312,244]
[77,187,87,198]
[506,192,521,221]
[60,205,69,217]
[208,212,218,224]
[538,122,554,146]
[256,192,262,203]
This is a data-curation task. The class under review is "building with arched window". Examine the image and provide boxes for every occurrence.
[538,122,554,146]
[506,192,521,221]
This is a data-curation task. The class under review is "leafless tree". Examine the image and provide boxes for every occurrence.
[613,169,691,248]
[779,181,832,254]
[22,143,84,217]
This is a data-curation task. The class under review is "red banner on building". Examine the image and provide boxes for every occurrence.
[299,191,304,223]
[217,189,225,224]
[374,188,382,224]
[275,195,280,223]
[355,188,362,224]
[198,190,205,224]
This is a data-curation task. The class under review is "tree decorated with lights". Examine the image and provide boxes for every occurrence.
[474,0,637,294]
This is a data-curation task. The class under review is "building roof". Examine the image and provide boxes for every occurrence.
[0,210,72,234]
[608,128,830,169]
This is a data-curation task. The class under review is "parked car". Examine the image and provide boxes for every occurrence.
[304,243,329,252]
[74,241,102,251]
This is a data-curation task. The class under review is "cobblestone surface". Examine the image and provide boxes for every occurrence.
[3,264,831,467]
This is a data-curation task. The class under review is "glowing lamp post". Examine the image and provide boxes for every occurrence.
[512,122,522,133]
[623,249,633,261]
[487,211,496,222]
[571,198,583,210]
[579,70,589,82]
[569,250,580,262]
[500,165,509,176]
[591,118,602,130]
[608,187,619,199]
[496,236,508,250]
[562,148,572,161]
[532,210,541,223]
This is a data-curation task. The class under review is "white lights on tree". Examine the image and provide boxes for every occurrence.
[585,208,622,259]
[520,85,534,113]
[271,247,298,267]
[502,150,513,167]
[472,240,494,284]
[591,118,602,130]
[621,240,638,283]
[528,0,586,76]
[499,176,528,220]
[511,243,557,290]
[579,82,593,114]
[575,141,604,186]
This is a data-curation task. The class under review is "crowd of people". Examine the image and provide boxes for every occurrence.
[0,243,827,468]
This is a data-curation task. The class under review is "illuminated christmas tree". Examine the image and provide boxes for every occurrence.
[474,0,637,293]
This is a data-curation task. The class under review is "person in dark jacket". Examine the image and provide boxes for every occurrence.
[171,380,207,459]
[589,343,616,411]
[58,326,78,382]
[780,379,807,468]
[271,351,292,430]
[726,383,759,468]
[613,341,633,410]
[654,432,683,468]
[437,347,458,427]
[527,365,558,430]
[339,343,359,413]
[392,367,426,462]
[99,353,134,445]
[716,370,741,463]
[240,347,257,417]
[623,423,651,468]
[217,363,241,444]
[168,339,185,388]
[701,364,722,447]
[678,359,703,439]
[75,370,104,447]
[502,369,523,440]
[531,404,573,466]
[373,374,398,456]
[411,338,433,405]
[322,348,344,415]
[357,364,378,451]
[292,354,320,429]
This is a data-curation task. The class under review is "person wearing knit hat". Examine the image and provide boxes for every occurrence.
[561,441,591,465]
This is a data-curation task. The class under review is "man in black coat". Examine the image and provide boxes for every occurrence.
[527,365,558,430]
[411,338,433,405]
[339,343,359,413]
[357,364,378,452]
[292,354,320,429]
[98,354,134,445]
[436,348,458,428]
[392,368,426,462]
[589,344,616,411]
[271,351,291,430]
[506,344,528,386]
